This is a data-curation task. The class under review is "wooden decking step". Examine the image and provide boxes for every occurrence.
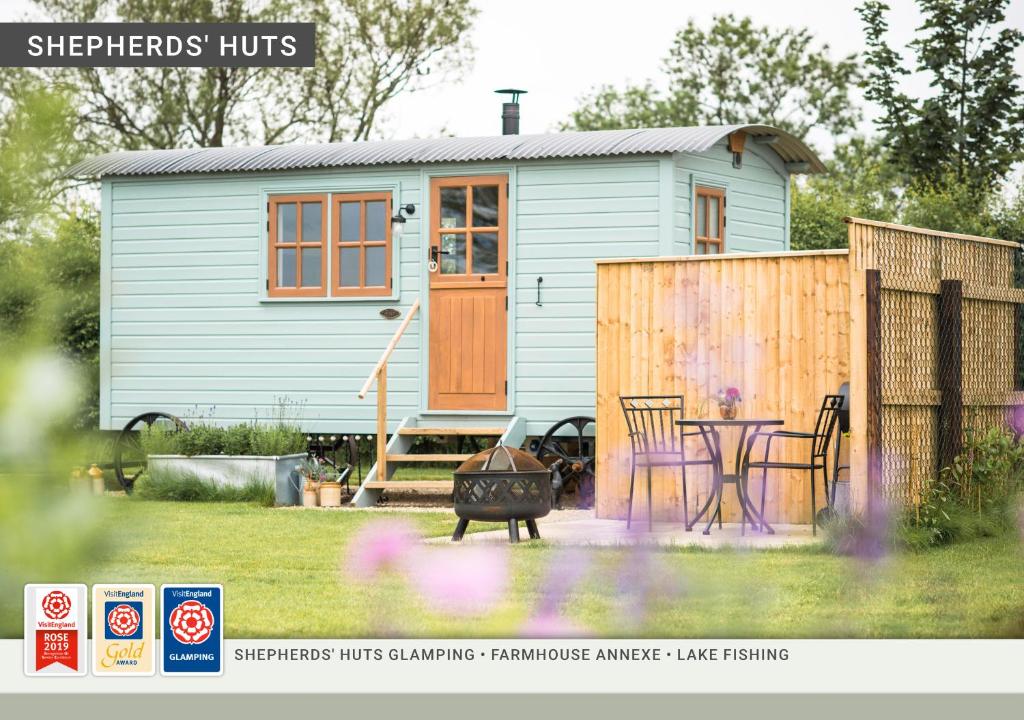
[362,480,454,491]
[397,427,506,437]
[385,453,473,463]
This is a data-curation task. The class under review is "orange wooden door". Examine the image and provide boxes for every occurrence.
[428,175,508,411]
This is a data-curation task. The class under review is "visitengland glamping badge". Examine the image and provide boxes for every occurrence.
[160,585,223,675]
[23,584,87,676]
[92,584,155,676]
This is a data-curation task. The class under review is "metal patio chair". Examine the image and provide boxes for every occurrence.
[619,395,712,531]
[742,394,844,535]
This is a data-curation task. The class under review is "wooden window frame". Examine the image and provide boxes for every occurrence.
[430,175,508,289]
[268,194,328,298]
[331,191,393,298]
[694,185,726,255]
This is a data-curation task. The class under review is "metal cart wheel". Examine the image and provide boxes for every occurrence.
[535,416,596,509]
[113,412,188,493]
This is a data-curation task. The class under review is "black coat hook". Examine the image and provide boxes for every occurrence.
[536,276,543,306]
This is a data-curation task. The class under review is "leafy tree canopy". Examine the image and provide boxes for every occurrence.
[564,14,862,141]
[860,0,1024,191]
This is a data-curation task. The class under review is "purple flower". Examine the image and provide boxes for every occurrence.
[520,612,590,638]
[405,545,509,616]
[346,519,419,580]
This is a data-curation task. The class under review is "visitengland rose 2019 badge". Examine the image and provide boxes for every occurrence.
[23,584,87,676]
[92,584,155,676]
[161,585,223,675]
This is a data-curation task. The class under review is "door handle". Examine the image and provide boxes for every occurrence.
[429,246,449,272]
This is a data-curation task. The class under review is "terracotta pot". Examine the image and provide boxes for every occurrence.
[719,403,738,420]
[302,484,319,508]
[318,481,343,507]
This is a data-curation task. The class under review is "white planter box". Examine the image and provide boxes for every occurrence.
[147,453,306,505]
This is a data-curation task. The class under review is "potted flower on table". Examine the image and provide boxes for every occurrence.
[716,387,742,419]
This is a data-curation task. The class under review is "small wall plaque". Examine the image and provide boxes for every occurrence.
[380,308,401,320]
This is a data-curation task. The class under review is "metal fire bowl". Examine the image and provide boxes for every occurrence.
[452,470,552,522]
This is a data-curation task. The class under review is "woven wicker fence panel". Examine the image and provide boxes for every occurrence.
[881,405,937,506]
[862,222,1021,507]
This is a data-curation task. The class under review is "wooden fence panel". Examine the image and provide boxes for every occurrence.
[595,250,851,524]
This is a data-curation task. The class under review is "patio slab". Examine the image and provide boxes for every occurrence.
[426,510,821,548]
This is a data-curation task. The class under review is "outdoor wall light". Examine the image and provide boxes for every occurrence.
[391,203,416,241]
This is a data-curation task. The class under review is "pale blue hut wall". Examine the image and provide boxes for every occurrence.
[99,151,788,435]
[673,139,790,255]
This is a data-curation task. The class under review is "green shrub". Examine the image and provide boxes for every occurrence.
[134,471,275,506]
[139,419,306,457]
[138,423,181,456]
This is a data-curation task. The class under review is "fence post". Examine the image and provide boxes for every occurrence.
[937,279,963,471]
[865,269,883,511]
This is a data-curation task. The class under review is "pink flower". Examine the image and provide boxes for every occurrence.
[346,519,419,580]
[405,545,509,616]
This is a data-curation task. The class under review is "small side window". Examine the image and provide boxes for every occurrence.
[268,195,327,297]
[694,186,725,255]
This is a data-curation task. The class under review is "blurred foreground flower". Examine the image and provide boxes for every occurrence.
[346,519,419,580]
[345,520,509,617]
[520,611,590,638]
[406,545,509,616]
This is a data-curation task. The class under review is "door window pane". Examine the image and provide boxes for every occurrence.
[696,197,706,238]
[339,247,361,287]
[301,202,321,242]
[472,232,499,274]
[340,202,361,242]
[440,187,466,228]
[365,201,387,241]
[440,233,466,274]
[472,186,499,227]
[277,248,296,287]
[278,203,296,243]
[301,247,321,287]
[365,246,386,286]
[708,197,720,238]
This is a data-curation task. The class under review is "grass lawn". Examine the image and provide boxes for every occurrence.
[82,498,1024,638]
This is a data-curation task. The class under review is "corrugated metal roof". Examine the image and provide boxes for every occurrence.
[67,124,826,178]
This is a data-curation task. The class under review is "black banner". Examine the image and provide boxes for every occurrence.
[0,23,315,67]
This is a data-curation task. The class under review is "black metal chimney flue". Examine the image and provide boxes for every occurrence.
[495,88,527,135]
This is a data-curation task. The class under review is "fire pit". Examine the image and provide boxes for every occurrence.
[452,444,552,544]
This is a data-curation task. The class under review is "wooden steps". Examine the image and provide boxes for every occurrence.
[363,480,454,491]
[385,453,472,463]
[398,426,505,437]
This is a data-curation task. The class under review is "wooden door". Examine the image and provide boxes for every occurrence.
[428,175,508,411]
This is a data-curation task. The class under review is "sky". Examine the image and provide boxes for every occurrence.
[3,0,1024,158]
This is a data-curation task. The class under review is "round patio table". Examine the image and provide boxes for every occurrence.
[676,418,784,535]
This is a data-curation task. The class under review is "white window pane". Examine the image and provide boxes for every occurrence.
[301,202,321,242]
[365,201,386,241]
[278,203,296,243]
[340,247,361,287]
[340,202,361,242]
[440,233,465,274]
[696,197,706,238]
[365,246,386,286]
[277,248,296,287]
[708,197,720,239]
[301,247,321,287]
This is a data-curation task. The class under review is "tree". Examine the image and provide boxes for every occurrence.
[0,72,81,232]
[859,0,1024,191]
[30,0,477,149]
[564,14,861,140]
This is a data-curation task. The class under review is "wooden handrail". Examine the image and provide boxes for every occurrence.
[358,298,420,399]
[357,298,420,485]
